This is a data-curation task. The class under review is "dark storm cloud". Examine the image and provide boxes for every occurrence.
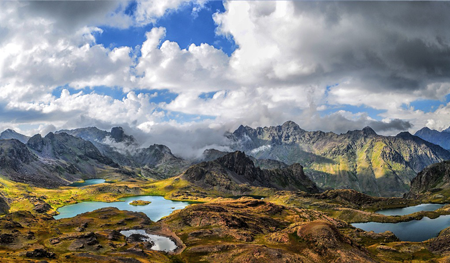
[368,119,413,132]
[24,0,129,30]
[287,1,450,94]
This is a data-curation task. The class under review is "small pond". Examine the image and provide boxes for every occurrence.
[54,195,190,221]
[352,214,450,242]
[69,179,106,187]
[376,203,446,216]
[120,229,177,252]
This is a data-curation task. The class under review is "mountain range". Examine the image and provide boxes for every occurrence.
[227,121,450,197]
[414,127,450,150]
[1,122,450,196]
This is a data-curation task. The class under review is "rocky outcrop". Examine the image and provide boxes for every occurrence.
[228,121,450,197]
[164,199,376,262]
[407,160,450,196]
[183,151,320,194]
[0,195,8,214]
[26,249,56,259]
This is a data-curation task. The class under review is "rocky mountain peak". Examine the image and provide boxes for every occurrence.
[418,127,432,132]
[110,127,125,142]
[233,125,252,137]
[281,121,302,131]
[0,129,30,144]
[151,144,172,154]
[396,131,414,140]
[26,134,44,152]
[44,132,55,140]
[362,126,377,136]
[216,151,257,176]
[110,127,136,145]
[414,126,450,150]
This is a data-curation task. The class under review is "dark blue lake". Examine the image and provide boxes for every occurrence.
[69,179,106,187]
[352,215,450,242]
[376,203,445,216]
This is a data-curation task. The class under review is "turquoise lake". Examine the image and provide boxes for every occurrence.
[69,179,107,187]
[54,195,191,221]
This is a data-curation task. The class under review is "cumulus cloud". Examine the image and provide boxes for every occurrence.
[135,0,209,25]
[214,1,450,105]
[2,0,450,157]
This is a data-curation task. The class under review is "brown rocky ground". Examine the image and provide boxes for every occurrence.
[1,190,450,262]
[0,207,178,262]
[162,199,377,262]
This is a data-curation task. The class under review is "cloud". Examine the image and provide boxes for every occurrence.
[135,0,209,25]
[2,0,450,157]
[136,27,232,93]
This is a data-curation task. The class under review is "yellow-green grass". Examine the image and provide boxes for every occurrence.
[129,200,151,206]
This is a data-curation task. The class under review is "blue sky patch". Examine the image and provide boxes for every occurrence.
[407,94,450,113]
[95,1,237,56]
[52,86,178,104]
[199,91,218,100]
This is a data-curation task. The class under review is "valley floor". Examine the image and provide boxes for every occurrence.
[1,176,450,262]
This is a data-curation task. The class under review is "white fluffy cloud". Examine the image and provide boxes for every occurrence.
[2,0,450,157]
[135,0,208,25]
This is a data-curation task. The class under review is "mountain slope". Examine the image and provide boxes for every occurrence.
[0,139,73,187]
[0,129,29,144]
[415,127,450,150]
[227,121,450,197]
[408,160,450,197]
[27,132,118,176]
[182,151,320,194]
[59,127,189,178]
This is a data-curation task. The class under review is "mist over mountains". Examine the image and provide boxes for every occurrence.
[1,121,449,197]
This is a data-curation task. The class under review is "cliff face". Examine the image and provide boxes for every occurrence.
[27,132,118,177]
[182,151,320,194]
[228,121,450,197]
[0,139,69,187]
[408,160,450,196]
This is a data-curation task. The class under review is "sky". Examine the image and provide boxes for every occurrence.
[1,0,450,157]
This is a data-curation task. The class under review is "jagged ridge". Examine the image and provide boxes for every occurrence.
[228,121,450,197]
[182,151,320,194]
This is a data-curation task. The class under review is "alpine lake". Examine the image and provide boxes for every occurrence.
[63,180,450,243]
[56,179,191,252]
[353,203,449,242]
